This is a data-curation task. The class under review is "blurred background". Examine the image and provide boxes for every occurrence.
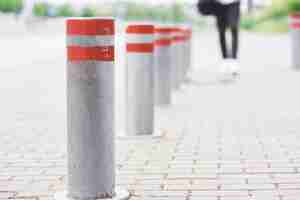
[0,0,294,33]
[0,0,296,136]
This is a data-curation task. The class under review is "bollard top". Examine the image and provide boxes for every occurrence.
[66,17,114,36]
[126,24,154,34]
[66,18,115,61]
[171,27,182,33]
[289,14,300,19]
[289,14,300,29]
[155,27,174,34]
[170,26,193,43]
[181,28,192,41]
[126,24,154,53]
[154,26,174,47]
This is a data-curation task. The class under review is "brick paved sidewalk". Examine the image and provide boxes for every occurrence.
[1,26,300,200]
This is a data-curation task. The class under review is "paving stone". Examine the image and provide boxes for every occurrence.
[222,183,276,191]
[189,183,219,190]
[219,197,251,200]
[0,192,16,199]
[278,189,300,196]
[191,190,249,197]
[250,190,280,198]
[167,173,217,179]
[163,179,191,185]
[190,197,217,200]
[278,183,300,190]
[133,190,188,197]
[163,184,192,191]
[138,198,186,200]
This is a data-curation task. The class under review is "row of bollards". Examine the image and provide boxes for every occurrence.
[154,26,173,106]
[57,18,192,200]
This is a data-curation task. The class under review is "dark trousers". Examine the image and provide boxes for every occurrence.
[216,2,240,59]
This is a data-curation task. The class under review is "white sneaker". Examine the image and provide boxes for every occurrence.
[219,59,230,74]
[231,61,240,77]
[227,59,240,77]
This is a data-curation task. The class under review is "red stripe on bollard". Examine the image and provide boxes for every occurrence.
[289,14,300,29]
[67,19,114,36]
[290,14,300,19]
[126,43,154,53]
[67,46,114,61]
[172,27,182,32]
[155,28,174,33]
[185,29,192,40]
[155,38,172,46]
[126,25,154,34]
[290,23,300,29]
[173,36,186,42]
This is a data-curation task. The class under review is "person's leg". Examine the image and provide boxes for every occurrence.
[217,20,227,59]
[231,25,239,59]
[229,2,240,59]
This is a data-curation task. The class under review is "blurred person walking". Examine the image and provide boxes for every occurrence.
[197,0,241,76]
[216,0,241,76]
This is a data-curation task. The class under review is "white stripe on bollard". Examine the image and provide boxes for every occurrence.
[126,34,154,44]
[67,35,114,47]
[154,26,173,106]
[55,18,129,200]
[125,24,156,136]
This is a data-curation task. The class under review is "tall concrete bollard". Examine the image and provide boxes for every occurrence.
[126,24,155,136]
[154,26,173,106]
[180,27,188,85]
[56,18,129,200]
[186,27,192,76]
[171,27,187,90]
[182,26,192,82]
[171,27,182,90]
[289,14,300,69]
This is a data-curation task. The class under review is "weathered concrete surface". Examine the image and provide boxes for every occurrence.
[0,20,299,200]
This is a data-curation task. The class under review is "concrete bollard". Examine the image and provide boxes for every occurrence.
[182,26,192,82]
[180,27,188,84]
[170,27,181,90]
[56,18,129,200]
[154,26,173,106]
[186,27,192,76]
[126,24,155,136]
[289,14,300,69]
[171,27,187,90]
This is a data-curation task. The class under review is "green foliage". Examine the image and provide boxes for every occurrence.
[3,0,188,22]
[0,0,23,13]
[240,17,257,30]
[124,2,186,22]
[253,16,288,33]
[172,3,186,22]
[125,3,147,20]
[264,3,288,19]
[287,0,300,13]
[56,4,76,17]
[33,2,50,17]
[240,0,290,33]
[80,6,97,17]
